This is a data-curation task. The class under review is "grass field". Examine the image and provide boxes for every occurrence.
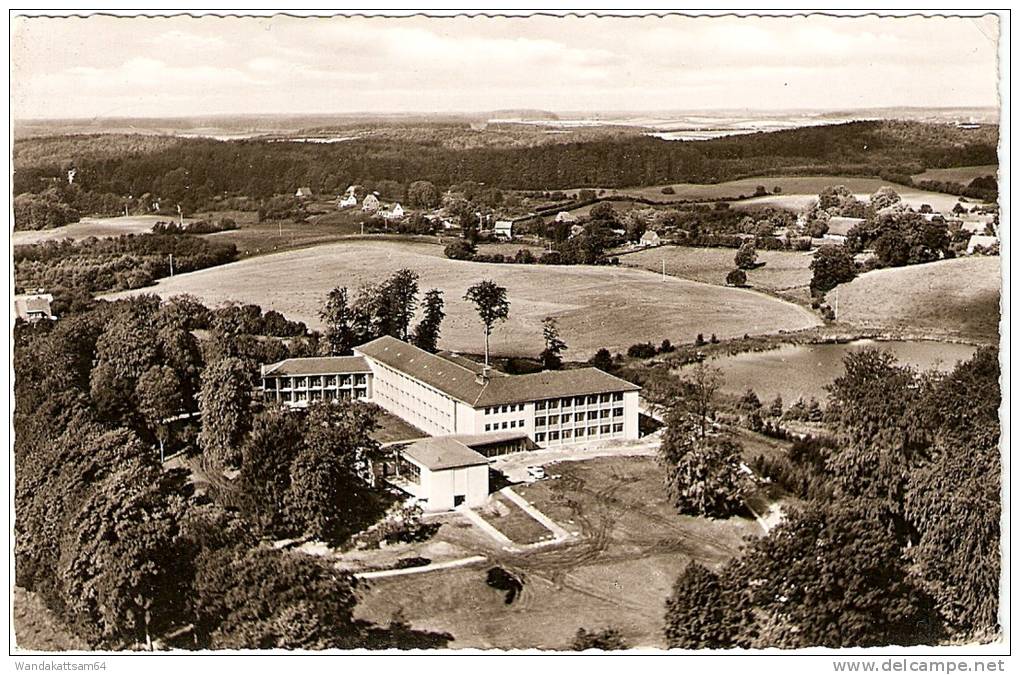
[581,175,987,215]
[203,209,369,258]
[354,456,761,648]
[832,256,1000,341]
[113,240,822,359]
[621,245,815,304]
[12,214,188,246]
[911,164,998,183]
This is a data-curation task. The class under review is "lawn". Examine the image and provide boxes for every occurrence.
[475,493,556,545]
[832,256,1001,341]
[621,245,815,304]
[911,164,998,184]
[354,456,761,649]
[112,239,821,359]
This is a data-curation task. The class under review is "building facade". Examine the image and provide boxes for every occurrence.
[261,336,641,448]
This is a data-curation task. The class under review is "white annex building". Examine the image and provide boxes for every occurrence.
[260,335,642,510]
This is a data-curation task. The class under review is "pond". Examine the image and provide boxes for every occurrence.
[694,340,979,404]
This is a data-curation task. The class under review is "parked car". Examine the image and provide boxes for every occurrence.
[526,465,545,480]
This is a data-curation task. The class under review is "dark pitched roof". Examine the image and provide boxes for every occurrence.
[356,336,639,407]
[261,356,371,377]
[435,351,506,377]
[473,367,640,407]
[400,437,489,471]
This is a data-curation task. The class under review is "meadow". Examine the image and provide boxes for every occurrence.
[11,214,187,246]
[831,256,1000,342]
[620,245,815,304]
[111,240,821,359]
[581,175,985,214]
[911,164,998,183]
[354,456,762,649]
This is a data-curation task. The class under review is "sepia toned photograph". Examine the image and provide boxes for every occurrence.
[7,8,1007,662]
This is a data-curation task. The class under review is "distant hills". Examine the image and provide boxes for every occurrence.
[15,106,997,140]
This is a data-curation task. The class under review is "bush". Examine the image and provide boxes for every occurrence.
[726,268,747,287]
[661,186,676,195]
[627,342,658,359]
[443,239,476,260]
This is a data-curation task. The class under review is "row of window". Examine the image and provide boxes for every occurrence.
[535,392,624,411]
[266,374,367,389]
[485,419,525,432]
[484,403,525,415]
[376,377,451,423]
[534,423,624,443]
[536,407,624,426]
[269,388,367,403]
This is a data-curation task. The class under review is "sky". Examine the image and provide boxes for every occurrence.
[10,13,1001,120]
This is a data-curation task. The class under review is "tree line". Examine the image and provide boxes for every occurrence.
[14,121,998,215]
[661,347,1000,647]
[14,293,450,649]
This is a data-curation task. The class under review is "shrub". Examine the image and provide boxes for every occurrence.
[627,342,657,359]
[661,186,676,195]
[726,268,747,287]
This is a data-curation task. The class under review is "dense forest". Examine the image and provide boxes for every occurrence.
[14,121,998,215]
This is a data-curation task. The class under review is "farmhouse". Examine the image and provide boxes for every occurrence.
[381,203,405,220]
[494,220,513,239]
[824,216,865,244]
[261,335,641,447]
[13,293,56,321]
[362,194,381,212]
[295,187,313,198]
[554,211,577,224]
[640,230,661,247]
[338,193,357,208]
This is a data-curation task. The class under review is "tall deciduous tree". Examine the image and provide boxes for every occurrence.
[730,500,935,648]
[463,280,510,367]
[287,401,382,540]
[238,409,304,537]
[540,316,567,370]
[412,289,445,353]
[320,286,360,356]
[406,180,440,209]
[809,244,857,295]
[664,563,751,649]
[198,357,253,470]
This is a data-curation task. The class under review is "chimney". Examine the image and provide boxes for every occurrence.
[475,365,491,386]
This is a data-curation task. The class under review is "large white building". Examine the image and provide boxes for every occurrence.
[260,336,642,510]
[262,336,641,448]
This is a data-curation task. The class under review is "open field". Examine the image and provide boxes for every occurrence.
[11,214,189,246]
[912,164,998,183]
[733,184,982,214]
[354,456,761,648]
[832,256,1000,341]
[202,210,368,258]
[593,175,973,211]
[621,245,814,304]
[111,240,822,359]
